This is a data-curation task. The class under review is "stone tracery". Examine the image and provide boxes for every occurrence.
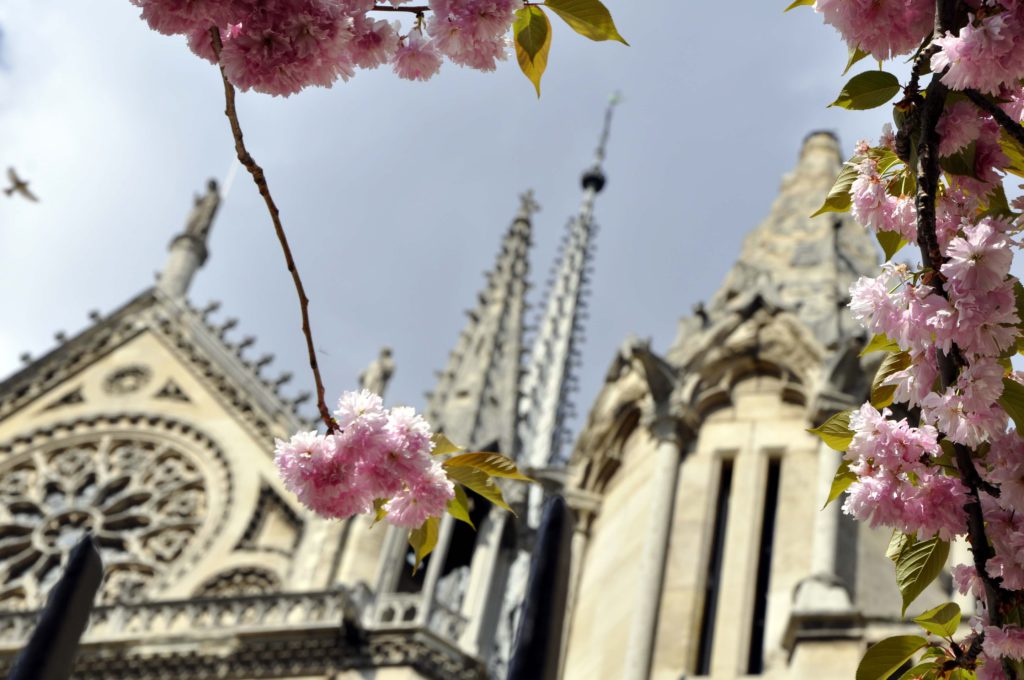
[0,432,219,610]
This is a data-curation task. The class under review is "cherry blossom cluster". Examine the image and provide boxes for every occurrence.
[130,0,522,95]
[843,403,968,540]
[808,0,1024,673]
[274,390,455,528]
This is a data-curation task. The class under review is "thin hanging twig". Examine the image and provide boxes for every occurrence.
[209,27,337,433]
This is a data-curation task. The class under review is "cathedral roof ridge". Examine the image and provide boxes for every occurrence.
[0,286,308,442]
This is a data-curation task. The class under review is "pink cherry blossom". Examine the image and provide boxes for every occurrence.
[815,0,934,60]
[937,101,984,157]
[392,31,443,81]
[984,626,1024,660]
[942,219,1013,295]
[932,13,1024,94]
[277,391,457,528]
[383,460,455,527]
[349,17,400,69]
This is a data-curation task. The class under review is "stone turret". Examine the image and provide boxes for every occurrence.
[158,179,221,299]
[560,133,888,680]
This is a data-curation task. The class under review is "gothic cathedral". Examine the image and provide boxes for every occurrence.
[0,122,963,678]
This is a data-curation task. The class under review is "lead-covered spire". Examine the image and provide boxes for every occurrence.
[425,191,536,454]
[158,179,221,299]
[517,95,619,469]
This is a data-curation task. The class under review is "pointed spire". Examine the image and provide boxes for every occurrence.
[518,95,619,471]
[425,191,535,454]
[158,179,221,299]
[700,131,879,349]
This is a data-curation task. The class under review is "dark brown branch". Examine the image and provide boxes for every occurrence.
[371,4,429,12]
[209,27,337,433]
[965,88,1024,149]
[915,0,1008,638]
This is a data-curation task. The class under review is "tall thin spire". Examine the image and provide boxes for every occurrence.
[425,191,536,454]
[517,94,619,470]
[158,179,221,299]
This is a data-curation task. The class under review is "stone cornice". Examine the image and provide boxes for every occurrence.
[0,590,486,679]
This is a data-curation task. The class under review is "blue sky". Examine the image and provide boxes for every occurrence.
[0,2,899,446]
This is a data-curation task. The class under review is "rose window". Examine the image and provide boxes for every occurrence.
[0,434,213,610]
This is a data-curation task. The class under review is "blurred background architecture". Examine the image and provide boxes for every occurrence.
[0,129,963,678]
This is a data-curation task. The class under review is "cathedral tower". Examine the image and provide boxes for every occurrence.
[558,133,951,679]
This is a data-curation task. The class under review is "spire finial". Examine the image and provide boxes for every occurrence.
[517,189,541,220]
[595,91,622,166]
[158,179,222,299]
[582,92,621,192]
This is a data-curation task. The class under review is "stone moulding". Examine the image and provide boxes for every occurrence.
[0,590,486,679]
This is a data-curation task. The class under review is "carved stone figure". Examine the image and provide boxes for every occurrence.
[185,179,220,240]
[359,347,395,397]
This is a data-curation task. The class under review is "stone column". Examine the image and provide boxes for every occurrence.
[792,440,852,613]
[158,234,208,299]
[560,501,595,680]
[623,416,683,680]
[459,511,507,655]
[420,514,457,622]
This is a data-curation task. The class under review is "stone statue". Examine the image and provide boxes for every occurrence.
[359,347,395,397]
[435,565,470,611]
[185,179,221,240]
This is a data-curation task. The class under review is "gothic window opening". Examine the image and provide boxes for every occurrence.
[695,457,734,676]
[747,457,782,675]
[436,490,491,611]
[395,547,429,593]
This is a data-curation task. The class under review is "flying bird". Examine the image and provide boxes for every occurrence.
[4,168,39,202]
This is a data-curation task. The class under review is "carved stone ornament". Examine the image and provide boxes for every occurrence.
[0,428,228,610]
[103,365,152,395]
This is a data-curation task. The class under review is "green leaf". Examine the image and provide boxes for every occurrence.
[861,333,901,357]
[784,0,814,9]
[1000,130,1024,179]
[830,71,902,110]
[447,484,475,528]
[431,432,463,456]
[513,6,552,96]
[444,452,533,481]
[871,350,911,409]
[807,410,855,451]
[939,141,978,178]
[812,156,861,216]
[876,230,908,262]
[896,661,937,680]
[856,636,928,680]
[895,536,949,615]
[981,184,1015,219]
[544,0,627,44]
[999,377,1024,436]
[887,530,913,562]
[372,498,387,526]
[912,602,961,639]
[1015,280,1024,326]
[823,458,858,509]
[444,465,513,513]
[408,516,440,573]
[843,45,870,76]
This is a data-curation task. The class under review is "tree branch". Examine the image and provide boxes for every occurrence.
[914,0,1008,640]
[371,4,429,12]
[965,88,1024,149]
[209,28,337,433]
